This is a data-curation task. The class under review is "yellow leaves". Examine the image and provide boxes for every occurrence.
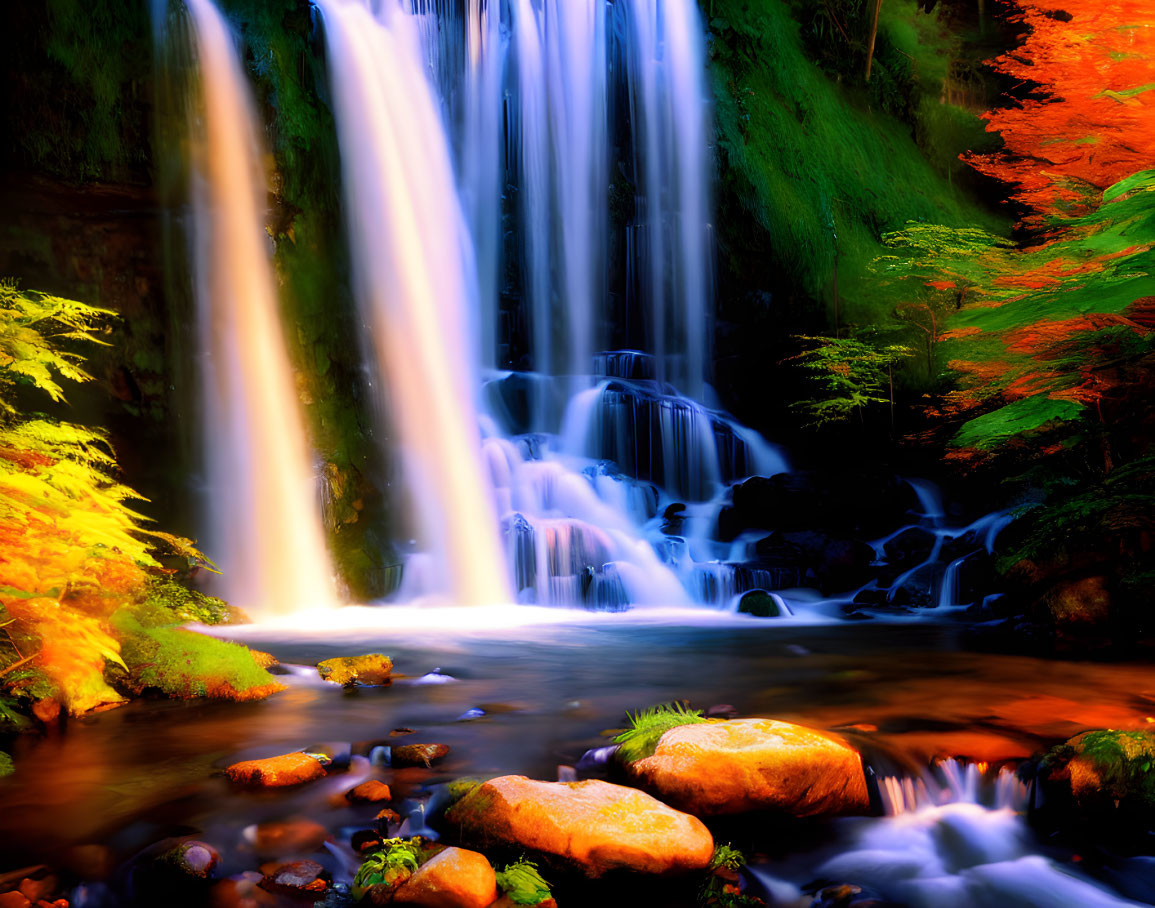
[0,283,111,412]
[4,596,126,716]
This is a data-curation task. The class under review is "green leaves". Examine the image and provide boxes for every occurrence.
[0,280,112,414]
[351,839,423,901]
[614,702,710,763]
[495,858,553,906]
[788,334,914,427]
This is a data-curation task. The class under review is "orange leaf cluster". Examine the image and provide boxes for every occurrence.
[965,1,1155,225]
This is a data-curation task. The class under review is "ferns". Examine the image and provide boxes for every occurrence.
[0,280,112,414]
[0,281,212,717]
[495,858,553,906]
[613,702,711,763]
[351,839,426,900]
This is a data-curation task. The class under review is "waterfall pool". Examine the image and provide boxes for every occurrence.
[1,620,1151,905]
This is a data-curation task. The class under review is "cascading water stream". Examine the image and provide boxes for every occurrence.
[315,0,511,606]
[177,0,335,615]
[617,0,712,401]
[310,0,1006,615]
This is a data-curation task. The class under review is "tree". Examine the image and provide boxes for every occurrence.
[788,334,914,427]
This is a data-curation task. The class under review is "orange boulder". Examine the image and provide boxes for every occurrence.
[225,752,327,788]
[444,776,713,878]
[625,718,869,817]
[391,847,497,908]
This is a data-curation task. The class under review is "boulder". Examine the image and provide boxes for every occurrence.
[443,776,713,878]
[317,654,393,687]
[225,752,327,788]
[882,527,936,567]
[391,847,497,908]
[1038,728,1155,818]
[737,590,789,618]
[347,780,393,804]
[392,744,450,768]
[624,718,870,817]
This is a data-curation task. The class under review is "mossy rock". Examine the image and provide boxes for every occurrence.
[317,654,393,687]
[0,751,12,777]
[111,612,285,701]
[737,590,789,618]
[1040,729,1155,818]
[138,577,249,627]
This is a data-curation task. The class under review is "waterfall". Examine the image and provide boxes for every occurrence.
[315,0,512,606]
[177,0,335,615]
[312,0,791,609]
[617,0,712,401]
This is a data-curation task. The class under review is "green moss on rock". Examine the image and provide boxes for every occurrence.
[1041,729,1155,816]
[111,612,285,701]
[0,751,13,777]
[137,577,247,627]
[317,653,393,687]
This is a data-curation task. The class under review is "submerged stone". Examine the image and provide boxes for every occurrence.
[392,744,450,768]
[624,718,870,817]
[251,818,330,858]
[317,654,394,687]
[225,752,327,788]
[258,860,329,900]
[443,775,714,878]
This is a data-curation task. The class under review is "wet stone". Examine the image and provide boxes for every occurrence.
[445,776,714,878]
[225,753,327,788]
[346,780,393,804]
[258,861,328,901]
[317,654,393,687]
[159,841,220,881]
[391,744,450,768]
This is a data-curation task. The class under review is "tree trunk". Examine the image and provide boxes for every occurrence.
[865,0,884,82]
[833,241,840,337]
[888,363,895,432]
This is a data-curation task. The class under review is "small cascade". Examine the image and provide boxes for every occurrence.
[483,434,688,608]
[879,758,1027,816]
[316,0,511,606]
[558,376,787,501]
[173,0,334,614]
[773,760,1145,908]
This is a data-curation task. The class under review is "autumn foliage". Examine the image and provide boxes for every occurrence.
[965,1,1155,227]
[0,281,275,720]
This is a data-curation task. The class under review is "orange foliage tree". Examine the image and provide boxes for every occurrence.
[965,1,1155,227]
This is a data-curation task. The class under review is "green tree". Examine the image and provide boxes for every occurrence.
[789,334,914,427]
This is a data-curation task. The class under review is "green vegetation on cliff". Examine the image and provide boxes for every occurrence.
[707,0,1004,326]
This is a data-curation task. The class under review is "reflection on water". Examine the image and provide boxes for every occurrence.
[0,622,1152,902]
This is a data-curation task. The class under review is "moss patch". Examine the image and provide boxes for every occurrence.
[112,612,284,701]
[0,751,13,777]
[1043,729,1155,814]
